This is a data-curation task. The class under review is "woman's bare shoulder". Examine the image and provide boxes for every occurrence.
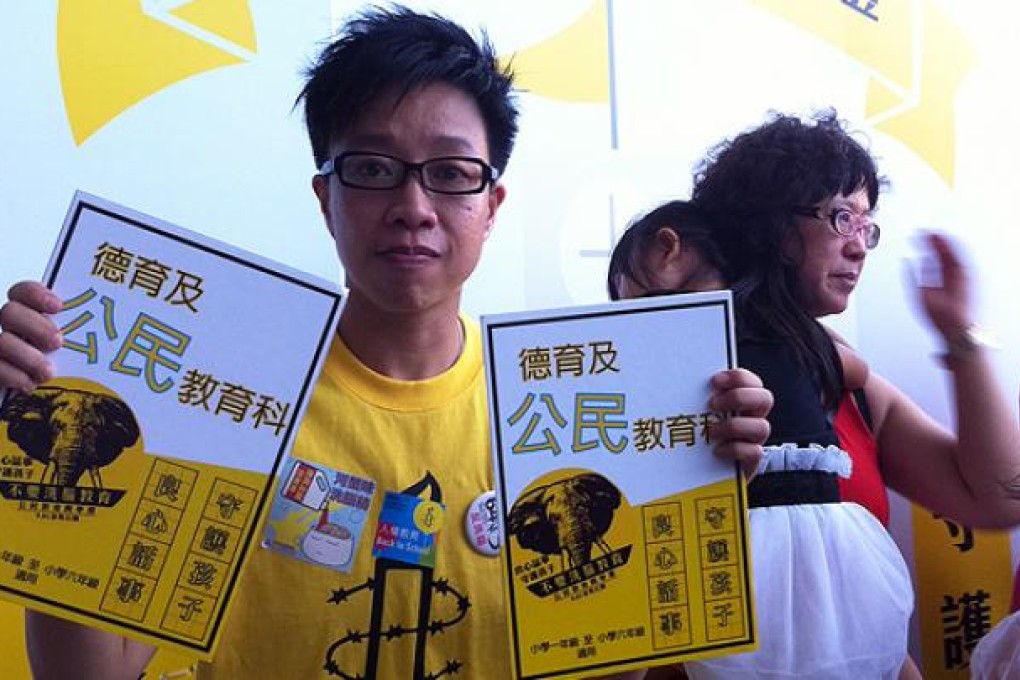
[823,325,870,391]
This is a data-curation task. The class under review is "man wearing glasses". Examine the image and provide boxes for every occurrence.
[3,7,772,678]
[321,152,499,196]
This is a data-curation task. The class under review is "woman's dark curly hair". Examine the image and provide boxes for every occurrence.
[691,110,884,407]
[607,200,726,300]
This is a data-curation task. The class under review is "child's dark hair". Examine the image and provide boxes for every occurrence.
[607,200,726,300]
[298,5,519,173]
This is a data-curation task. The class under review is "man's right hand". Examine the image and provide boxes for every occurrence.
[6,284,157,677]
[0,281,64,392]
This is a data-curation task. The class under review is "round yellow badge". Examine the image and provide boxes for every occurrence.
[413,500,445,535]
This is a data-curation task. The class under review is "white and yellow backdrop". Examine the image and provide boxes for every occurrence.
[1,1,1019,677]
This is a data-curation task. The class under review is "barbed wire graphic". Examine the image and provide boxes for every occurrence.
[323,575,470,679]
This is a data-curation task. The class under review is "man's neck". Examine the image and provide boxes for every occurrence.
[338,295,465,381]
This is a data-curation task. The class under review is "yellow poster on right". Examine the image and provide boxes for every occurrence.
[911,505,1013,677]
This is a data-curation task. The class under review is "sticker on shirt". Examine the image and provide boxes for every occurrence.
[464,490,501,557]
[261,458,376,573]
[372,491,445,568]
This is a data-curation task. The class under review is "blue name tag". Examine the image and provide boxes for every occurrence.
[372,491,445,568]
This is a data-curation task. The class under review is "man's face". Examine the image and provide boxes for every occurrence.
[313,83,506,317]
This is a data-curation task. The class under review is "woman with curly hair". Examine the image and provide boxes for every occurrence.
[606,196,920,680]
[672,111,1020,679]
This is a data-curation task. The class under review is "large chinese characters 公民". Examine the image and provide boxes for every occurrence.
[511,339,722,457]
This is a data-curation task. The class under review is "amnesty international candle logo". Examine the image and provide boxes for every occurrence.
[326,473,471,680]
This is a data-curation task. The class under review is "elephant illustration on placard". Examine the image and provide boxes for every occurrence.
[507,472,622,570]
[1,386,139,488]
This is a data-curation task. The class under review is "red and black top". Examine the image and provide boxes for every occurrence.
[739,335,889,526]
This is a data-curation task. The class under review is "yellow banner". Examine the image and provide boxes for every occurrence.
[502,0,610,103]
[58,0,256,144]
[747,0,976,186]
[910,505,1013,678]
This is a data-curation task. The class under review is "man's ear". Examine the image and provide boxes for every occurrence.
[312,174,333,237]
[484,182,507,239]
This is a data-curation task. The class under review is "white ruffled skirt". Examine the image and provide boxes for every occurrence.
[971,609,1020,679]
[686,445,914,679]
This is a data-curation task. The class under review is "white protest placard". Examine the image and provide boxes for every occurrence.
[0,191,342,658]
[483,291,756,679]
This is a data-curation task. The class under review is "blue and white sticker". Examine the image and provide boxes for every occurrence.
[372,491,445,568]
[261,457,376,573]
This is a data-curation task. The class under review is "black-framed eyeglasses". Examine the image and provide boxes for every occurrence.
[319,151,499,195]
[793,206,881,250]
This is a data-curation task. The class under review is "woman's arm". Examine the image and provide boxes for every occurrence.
[867,351,1020,527]
[867,234,1020,527]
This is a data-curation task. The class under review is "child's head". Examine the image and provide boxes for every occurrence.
[608,200,728,300]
